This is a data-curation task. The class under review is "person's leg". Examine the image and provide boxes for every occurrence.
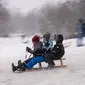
[77,33,83,46]
[26,56,45,69]
[44,53,55,67]
[13,58,33,71]
[24,58,33,64]
[12,60,26,72]
[44,51,64,68]
[17,60,26,71]
[52,51,65,60]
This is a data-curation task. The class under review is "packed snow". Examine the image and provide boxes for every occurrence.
[0,37,85,85]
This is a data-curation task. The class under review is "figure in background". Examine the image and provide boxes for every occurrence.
[76,18,85,46]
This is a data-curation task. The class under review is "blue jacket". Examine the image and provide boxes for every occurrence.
[43,39,53,49]
[77,22,84,38]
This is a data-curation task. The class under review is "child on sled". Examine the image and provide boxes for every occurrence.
[42,32,53,50]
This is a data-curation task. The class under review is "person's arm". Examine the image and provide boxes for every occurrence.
[26,42,43,54]
[49,40,53,49]
[26,47,33,54]
[26,47,38,54]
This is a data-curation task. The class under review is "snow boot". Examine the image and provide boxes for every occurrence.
[18,60,26,71]
[12,63,18,72]
[47,64,55,69]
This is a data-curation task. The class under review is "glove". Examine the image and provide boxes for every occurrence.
[44,46,48,50]
[26,47,31,52]
[45,42,49,47]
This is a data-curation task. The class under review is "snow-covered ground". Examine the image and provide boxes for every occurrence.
[0,37,85,85]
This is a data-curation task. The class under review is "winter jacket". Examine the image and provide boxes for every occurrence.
[77,21,85,38]
[43,39,53,49]
[44,41,65,62]
[52,42,64,55]
[26,41,43,57]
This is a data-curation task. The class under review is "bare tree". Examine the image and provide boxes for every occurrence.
[0,0,10,36]
[38,0,84,39]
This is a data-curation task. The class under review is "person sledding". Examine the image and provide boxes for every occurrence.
[44,34,65,68]
[12,35,45,72]
[42,32,53,51]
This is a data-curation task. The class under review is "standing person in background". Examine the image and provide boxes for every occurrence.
[76,18,85,46]
[83,20,85,36]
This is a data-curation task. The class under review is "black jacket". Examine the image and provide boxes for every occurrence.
[52,42,65,55]
[26,41,43,57]
[44,42,65,61]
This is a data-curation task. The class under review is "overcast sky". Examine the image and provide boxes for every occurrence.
[7,0,67,14]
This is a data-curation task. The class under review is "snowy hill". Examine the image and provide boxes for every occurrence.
[0,37,85,85]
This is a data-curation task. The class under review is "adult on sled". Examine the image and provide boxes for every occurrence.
[12,35,45,72]
[44,34,65,68]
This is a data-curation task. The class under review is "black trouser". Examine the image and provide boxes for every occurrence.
[44,51,65,66]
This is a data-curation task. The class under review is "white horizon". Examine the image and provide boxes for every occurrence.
[6,0,67,14]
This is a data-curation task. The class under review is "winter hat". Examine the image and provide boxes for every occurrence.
[54,34,64,43]
[32,35,40,43]
[43,32,50,41]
